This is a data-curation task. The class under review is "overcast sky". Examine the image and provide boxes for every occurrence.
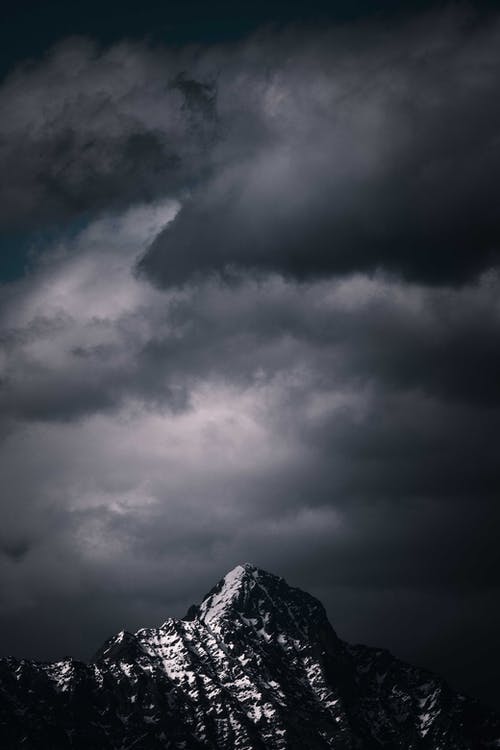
[1,1,499,709]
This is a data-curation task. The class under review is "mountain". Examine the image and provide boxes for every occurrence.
[0,563,498,749]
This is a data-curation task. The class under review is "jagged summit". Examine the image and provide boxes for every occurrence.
[196,563,260,621]
[184,563,331,643]
[1,566,499,750]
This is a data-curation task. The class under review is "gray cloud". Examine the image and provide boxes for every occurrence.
[0,39,217,231]
[140,12,500,286]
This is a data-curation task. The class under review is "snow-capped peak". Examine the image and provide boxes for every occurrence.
[197,563,258,623]
[189,563,332,646]
[1,565,498,749]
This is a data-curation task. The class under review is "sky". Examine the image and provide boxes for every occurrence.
[1,0,499,710]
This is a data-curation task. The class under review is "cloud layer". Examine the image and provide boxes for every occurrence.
[0,9,499,709]
[141,13,500,285]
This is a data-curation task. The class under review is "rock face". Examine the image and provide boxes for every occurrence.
[0,563,498,749]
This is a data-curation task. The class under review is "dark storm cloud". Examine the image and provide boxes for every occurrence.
[0,39,217,232]
[0,9,499,711]
[0,539,32,562]
[2,267,500,422]
[157,272,500,407]
[141,12,500,286]
[4,12,500,286]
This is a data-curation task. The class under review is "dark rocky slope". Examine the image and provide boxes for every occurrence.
[0,563,498,749]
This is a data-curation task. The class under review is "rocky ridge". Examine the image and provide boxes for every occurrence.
[0,563,498,749]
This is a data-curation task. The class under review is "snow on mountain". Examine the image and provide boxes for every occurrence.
[0,564,498,749]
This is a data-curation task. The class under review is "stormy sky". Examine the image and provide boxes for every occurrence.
[1,0,499,709]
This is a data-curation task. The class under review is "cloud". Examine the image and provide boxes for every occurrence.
[140,12,500,286]
[0,39,217,232]
[3,12,500,287]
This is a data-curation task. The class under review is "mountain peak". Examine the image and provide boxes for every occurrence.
[185,563,335,646]
[196,563,259,621]
[182,563,262,622]
[2,565,499,749]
